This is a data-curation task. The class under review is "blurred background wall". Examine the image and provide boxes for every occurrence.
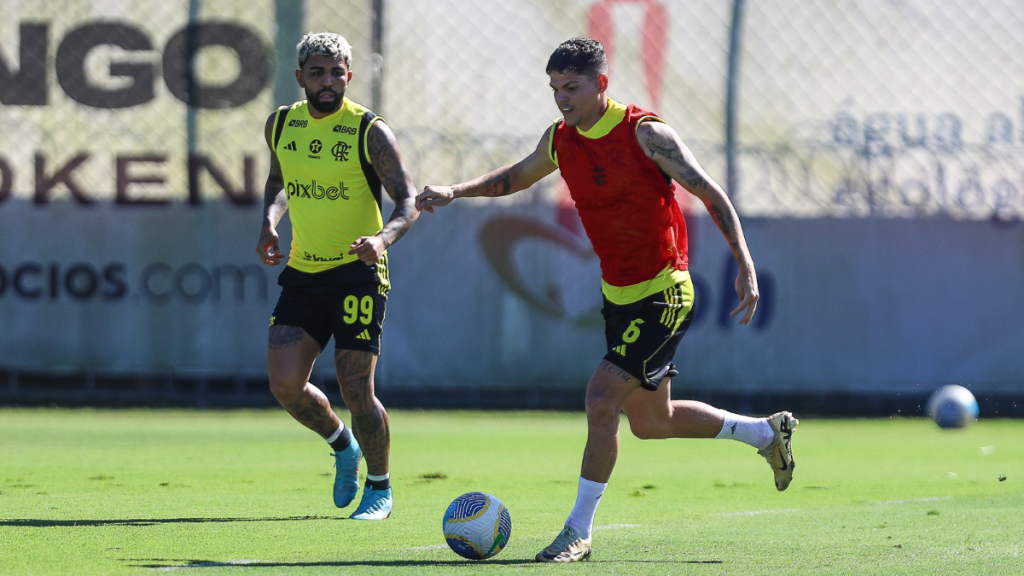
[1,0,1022,414]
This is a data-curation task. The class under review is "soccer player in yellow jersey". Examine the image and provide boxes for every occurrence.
[256,32,419,520]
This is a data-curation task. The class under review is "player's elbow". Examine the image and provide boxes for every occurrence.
[508,160,549,195]
[506,165,528,196]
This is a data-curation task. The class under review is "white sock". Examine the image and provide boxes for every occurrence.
[366,473,389,482]
[716,412,774,450]
[325,424,346,444]
[564,476,607,539]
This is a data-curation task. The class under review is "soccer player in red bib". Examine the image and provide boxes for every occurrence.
[417,38,799,562]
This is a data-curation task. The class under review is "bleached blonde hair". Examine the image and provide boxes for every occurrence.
[297,32,352,69]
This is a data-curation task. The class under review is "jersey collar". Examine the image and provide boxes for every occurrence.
[577,99,626,139]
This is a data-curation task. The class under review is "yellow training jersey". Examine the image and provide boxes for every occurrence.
[272,98,386,273]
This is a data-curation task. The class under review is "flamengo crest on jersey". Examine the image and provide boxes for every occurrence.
[551,100,688,287]
[273,98,386,273]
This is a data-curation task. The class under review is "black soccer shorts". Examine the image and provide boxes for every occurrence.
[269,260,389,354]
[602,277,695,391]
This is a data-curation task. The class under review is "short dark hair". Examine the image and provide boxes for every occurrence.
[545,37,608,78]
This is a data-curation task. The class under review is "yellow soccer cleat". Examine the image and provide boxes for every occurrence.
[758,411,799,491]
[535,526,592,563]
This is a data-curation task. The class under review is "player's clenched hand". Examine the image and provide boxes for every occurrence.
[349,235,387,264]
[416,185,455,213]
[257,226,282,266]
[730,268,759,325]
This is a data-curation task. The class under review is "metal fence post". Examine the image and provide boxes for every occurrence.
[273,0,305,107]
[725,0,747,202]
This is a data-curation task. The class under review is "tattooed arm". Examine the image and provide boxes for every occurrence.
[257,111,289,266]
[416,129,558,212]
[348,120,420,265]
[637,120,759,325]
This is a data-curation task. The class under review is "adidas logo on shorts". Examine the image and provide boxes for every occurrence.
[356,329,371,341]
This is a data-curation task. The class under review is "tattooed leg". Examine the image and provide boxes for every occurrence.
[281,386,343,438]
[267,325,341,438]
[580,360,642,483]
[335,349,390,476]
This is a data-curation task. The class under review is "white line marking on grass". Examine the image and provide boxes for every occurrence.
[866,496,953,505]
[594,523,641,530]
[712,508,800,517]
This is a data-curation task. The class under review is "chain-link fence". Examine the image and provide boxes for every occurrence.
[4,0,1022,217]
[3,1,1024,411]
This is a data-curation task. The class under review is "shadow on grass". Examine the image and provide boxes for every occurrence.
[130,559,539,568]
[129,559,722,568]
[0,515,343,527]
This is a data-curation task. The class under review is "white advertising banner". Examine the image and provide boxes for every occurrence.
[2,199,1022,394]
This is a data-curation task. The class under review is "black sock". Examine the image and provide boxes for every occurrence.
[328,426,352,452]
[365,477,390,491]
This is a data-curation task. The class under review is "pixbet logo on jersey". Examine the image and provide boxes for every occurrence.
[285,179,350,200]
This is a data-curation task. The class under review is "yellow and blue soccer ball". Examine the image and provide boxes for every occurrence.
[442,492,512,560]
[926,385,979,429]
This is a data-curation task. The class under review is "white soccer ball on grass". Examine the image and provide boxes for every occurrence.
[926,384,979,429]
[442,492,512,560]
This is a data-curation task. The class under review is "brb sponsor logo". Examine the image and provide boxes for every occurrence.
[0,261,268,304]
[285,179,350,200]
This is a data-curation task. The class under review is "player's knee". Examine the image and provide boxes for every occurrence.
[339,386,378,415]
[268,376,303,400]
[585,389,619,421]
[268,378,290,399]
[345,400,376,416]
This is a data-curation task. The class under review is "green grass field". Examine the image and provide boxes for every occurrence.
[1,408,1022,575]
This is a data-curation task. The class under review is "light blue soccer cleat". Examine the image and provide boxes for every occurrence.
[331,435,362,508]
[350,487,393,520]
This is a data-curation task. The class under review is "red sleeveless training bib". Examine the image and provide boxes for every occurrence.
[552,102,688,286]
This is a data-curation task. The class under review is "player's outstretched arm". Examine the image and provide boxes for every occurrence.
[348,120,420,264]
[416,129,558,212]
[637,120,759,324]
[258,111,288,266]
